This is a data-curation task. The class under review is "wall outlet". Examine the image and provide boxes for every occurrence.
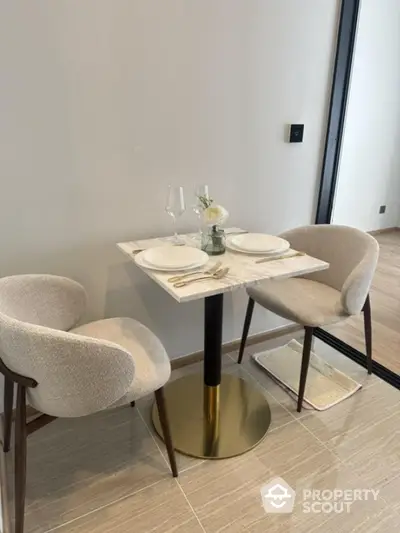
[379,205,386,214]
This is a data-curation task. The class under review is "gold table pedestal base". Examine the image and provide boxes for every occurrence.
[152,373,272,459]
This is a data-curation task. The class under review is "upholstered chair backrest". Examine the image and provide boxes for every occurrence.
[0,275,135,418]
[280,225,379,315]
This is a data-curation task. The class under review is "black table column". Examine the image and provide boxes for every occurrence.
[203,294,224,456]
[204,294,224,386]
[152,293,271,459]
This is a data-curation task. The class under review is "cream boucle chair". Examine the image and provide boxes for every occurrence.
[0,274,177,533]
[237,225,379,412]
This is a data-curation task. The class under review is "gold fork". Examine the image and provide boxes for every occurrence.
[168,261,222,283]
[173,267,230,288]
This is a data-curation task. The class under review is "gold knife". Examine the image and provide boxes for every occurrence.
[256,251,305,264]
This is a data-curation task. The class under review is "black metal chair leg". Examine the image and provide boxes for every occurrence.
[363,294,372,374]
[15,384,27,533]
[237,298,255,364]
[154,388,178,478]
[297,327,314,413]
[3,377,14,452]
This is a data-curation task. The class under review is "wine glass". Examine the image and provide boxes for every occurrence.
[165,186,185,243]
[192,185,210,239]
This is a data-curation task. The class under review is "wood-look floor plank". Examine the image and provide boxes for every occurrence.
[53,479,204,533]
[327,230,400,375]
[178,419,388,533]
[5,407,172,533]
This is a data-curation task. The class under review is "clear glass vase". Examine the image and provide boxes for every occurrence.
[201,226,226,255]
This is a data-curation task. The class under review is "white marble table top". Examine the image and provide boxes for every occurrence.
[117,229,329,303]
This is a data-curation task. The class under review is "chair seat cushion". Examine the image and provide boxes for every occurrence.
[247,278,349,327]
[72,318,171,403]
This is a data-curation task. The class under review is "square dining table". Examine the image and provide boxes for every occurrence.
[117,229,329,460]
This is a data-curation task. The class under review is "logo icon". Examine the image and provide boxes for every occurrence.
[260,477,296,514]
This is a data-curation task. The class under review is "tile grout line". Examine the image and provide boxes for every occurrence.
[373,470,400,508]
[175,480,207,533]
[42,405,175,533]
[43,478,165,533]
[177,460,206,475]
[136,406,206,532]
[37,401,209,533]
[136,403,206,475]
[136,406,171,472]
[266,417,298,434]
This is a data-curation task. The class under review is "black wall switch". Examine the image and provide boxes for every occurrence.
[289,124,304,143]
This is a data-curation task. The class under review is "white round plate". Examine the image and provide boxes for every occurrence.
[135,246,209,272]
[230,233,289,253]
[226,237,289,256]
[143,245,207,269]
[135,253,208,272]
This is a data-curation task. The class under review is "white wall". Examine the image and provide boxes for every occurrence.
[0,1,338,362]
[332,0,400,231]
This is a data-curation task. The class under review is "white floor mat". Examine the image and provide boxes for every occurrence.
[253,339,362,410]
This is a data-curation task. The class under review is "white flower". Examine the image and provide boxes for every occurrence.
[202,204,229,227]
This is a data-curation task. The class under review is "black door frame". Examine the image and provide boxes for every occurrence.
[315,0,360,225]
[314,0,400,389]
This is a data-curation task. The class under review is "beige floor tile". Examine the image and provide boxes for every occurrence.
[299,379,400,506]
[369,472,400,512]
[245,422,382,533]
[253,418,323,475]
[299,379,400,448]
[179,420,380,532]
[330,408,400,464]
[328,411,400,503]
[54,478,203,533]
[178,450,270,532]
[6,407,172,533]
[310,500,400,533]
[245,499,396,533]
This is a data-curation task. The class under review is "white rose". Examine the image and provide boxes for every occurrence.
[202,205,229,226]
